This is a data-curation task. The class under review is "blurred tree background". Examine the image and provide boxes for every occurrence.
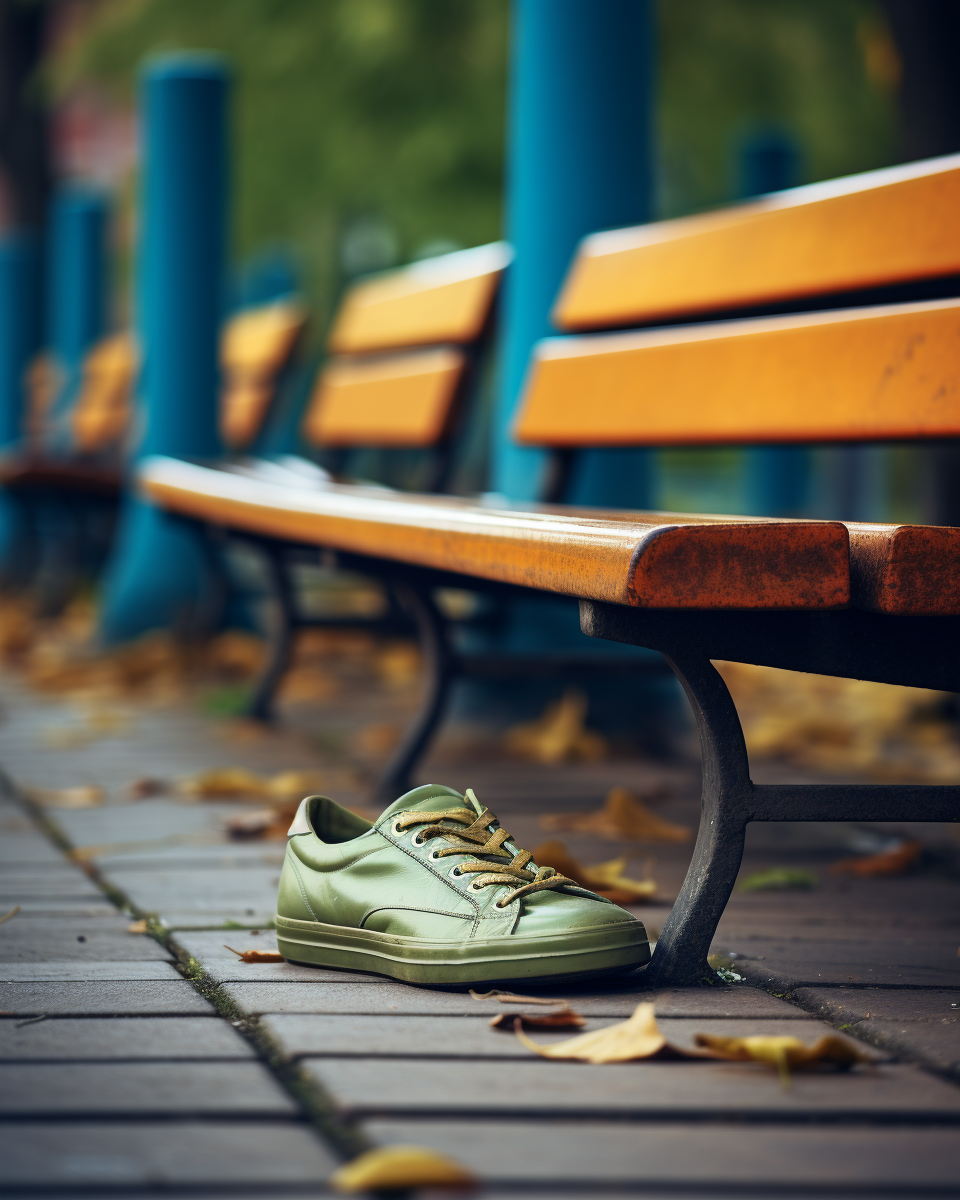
[47,0,900,332]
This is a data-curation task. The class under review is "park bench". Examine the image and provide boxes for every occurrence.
[0,297,306,609]
[140,153,960,987]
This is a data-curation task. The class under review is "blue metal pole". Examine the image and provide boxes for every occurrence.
[99,55,228,642]
[0,234,42,579]
[738,132,811,517]
[493,0,654,505]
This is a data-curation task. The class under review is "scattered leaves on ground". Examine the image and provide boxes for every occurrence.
[178,767,326,802]
[22,784,105,808]
[0,906,20,926]
[738,867,819,892]
[127,777,169,798]
[716,661,960,783]
[533,839,657,902]
[330,1144,475,1193]
[223,945,285,963]
[504,689,608,764]
[829,839,922,878]
[126,919,148,933]
[540,785,689,843]
[469,989,567,1005]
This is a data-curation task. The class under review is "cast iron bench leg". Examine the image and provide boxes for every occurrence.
[375,579,456,803]
[246,540,298,722]
[642,652,754,987]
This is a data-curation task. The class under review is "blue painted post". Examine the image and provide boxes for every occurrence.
[493,0,654,505]
[99,56,228,642]
[0,234,42,580]
[738,133,811,517]
[46,189,107,427]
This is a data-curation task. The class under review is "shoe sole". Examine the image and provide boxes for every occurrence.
[275,913,650,987]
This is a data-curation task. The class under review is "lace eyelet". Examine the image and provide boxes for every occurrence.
[428,848,442,862]
[494,899,509,910]
[449,865,462,878]
[390,819,404,837]
[412,832,426,846]
[468,880,484,893]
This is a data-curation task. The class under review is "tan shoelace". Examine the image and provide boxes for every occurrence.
[394,793,575,908]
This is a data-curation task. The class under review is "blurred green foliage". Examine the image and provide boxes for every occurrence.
[52,0,898,328]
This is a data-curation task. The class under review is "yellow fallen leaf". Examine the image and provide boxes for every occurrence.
[0,906,20,926]
[533,840,657,902]
[469,988,567,1006]
[223,945,285,963]
[515,1001,698,1063]
[127,919,148,933]
[504,689,607,764]
[266,770,326,800]
[540,785,690,843]
[23,784,106,809]
[694,1033,874,1088]
[178,767,270,799]
[330,1145,475,1193]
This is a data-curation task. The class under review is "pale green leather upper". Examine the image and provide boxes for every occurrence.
[278,784,642,943]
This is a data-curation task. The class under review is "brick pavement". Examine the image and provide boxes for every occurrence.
[0,676,958,1196]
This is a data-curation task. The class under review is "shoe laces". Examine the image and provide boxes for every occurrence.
[394,790,576,908]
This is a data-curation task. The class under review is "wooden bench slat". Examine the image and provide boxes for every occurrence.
[139,456,849,610]
[304,347,466,448]
[328,243,510,354]
[555,155,960,330]
[220,300,308,450]
[847,522,960,616]
[517,298,960,447]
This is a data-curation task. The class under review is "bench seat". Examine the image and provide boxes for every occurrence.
[140,454,855,610]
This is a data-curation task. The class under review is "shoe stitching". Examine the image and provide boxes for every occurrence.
[358,904,473,930]
[376,820,482,932]
[287,855,318,922]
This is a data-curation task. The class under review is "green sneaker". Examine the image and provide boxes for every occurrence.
[276,784,650,987]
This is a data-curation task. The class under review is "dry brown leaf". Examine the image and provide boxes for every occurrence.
[469,988,567,1006]
[0,906,20,926]
[126,919,148,933]
[540,786,690,843]
[694,1032,875,1087]
[330,1144,475,1193]
[223,945,285,963]
[533,839,657,902]
[504,689,607,764]
[515,1001,699,1063]
[490,1009,586,1030]
[23,784,105,809]
[127,777,170,799]
[266,770,326,800]
[355,722,402,758]
[829,840,922,878]
[225,810,279,840]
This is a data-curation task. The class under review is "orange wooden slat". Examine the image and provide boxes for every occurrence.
[304,347,466,449]
[328,242,511,354]
[555,154,960,330]
[516,298,960,447]
[71,333,138,455]
[220,300,307,450]
[139,456,850,611]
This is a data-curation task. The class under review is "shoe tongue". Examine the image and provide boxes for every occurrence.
[378,784,465,822]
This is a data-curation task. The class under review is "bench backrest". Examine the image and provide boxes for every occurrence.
[515,154,960,450]
[301,243,510,474]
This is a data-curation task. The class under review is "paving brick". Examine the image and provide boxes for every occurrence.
[792,986,960,1025]
[223,979,810,1018]
[0,868,104,898]
[362,1120,960,1188]
[99,865,281,924]
[0,1059,298,1115]
[0,980,215,1016]
[262,1013,828,1060]
[0,1121,335,1187]
[0,1015,252,1059]
[0,833,64,865]
[308,1054,959,1120]
[4,900,119,917]
[851,1019,960,1081]
[721,935,960,989]
[0,960,180,982]
[50,797,260,849]
[0,916,172,962]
